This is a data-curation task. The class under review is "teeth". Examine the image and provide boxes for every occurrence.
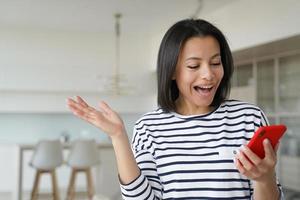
[198,85,213,89]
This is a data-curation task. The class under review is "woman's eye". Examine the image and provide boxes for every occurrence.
[211,63,221,66]
[187,65,199,69]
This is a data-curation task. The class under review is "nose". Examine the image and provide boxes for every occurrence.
[199,63,214,81]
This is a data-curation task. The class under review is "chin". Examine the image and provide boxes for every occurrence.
[195,100,213,108]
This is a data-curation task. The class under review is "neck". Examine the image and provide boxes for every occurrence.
[175,98,214,116]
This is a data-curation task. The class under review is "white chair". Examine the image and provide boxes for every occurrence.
[66,139,100,200]
[30,139,63,200]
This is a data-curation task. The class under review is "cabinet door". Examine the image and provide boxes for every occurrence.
[257,60,275,113]
[279,54,300,113]
[280,156,300,191]
[232,63,253,87]
[267,117,276,125]
[280,117,300,156]
[231,64,256,103]
[279,117,300,192]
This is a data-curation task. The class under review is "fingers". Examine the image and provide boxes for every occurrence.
[76,96,89,108]
[68,102,101,124]
[66,97,112,117]
[240,145,261,166]
[263,139,276,160]
[234,158,246,174]
[67,97,95,119]
[235,149,254,171]
[263,139,277,169]
[235,140,278,181]
[235,151,262,179]
[274,142,280,153]
[98,101,113,114]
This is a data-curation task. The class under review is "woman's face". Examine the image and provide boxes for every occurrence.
[173,36,224,114]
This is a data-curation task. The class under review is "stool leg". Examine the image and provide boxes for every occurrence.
[67,169,77,200]
[50,170,60,200]
[86,168,94,200]
[31,170,41,200]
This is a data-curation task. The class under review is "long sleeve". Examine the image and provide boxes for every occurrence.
[119,120,163,200]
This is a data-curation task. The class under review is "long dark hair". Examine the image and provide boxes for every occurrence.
[157,19,234,112]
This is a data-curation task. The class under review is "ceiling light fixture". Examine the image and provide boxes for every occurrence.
[97,12,133,96]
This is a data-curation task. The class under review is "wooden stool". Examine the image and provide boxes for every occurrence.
[30,140,63,200]
[66,168,94,200]
[66,140,99,200]
[31,169,60,200]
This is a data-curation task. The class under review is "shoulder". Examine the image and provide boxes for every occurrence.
[134,107,173,127]
[220,99,263,112]
[219,99,268,125]
[131,108,171,151]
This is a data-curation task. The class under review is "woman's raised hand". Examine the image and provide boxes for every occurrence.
[67,96,125,138]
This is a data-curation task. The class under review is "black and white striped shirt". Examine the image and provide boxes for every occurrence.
[120,100,284,199]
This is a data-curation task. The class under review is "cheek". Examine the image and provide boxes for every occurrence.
[176,72,191,84]
[176,74,193,92]
[217,66,224,82]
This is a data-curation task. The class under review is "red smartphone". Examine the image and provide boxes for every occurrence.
[247,125,287,158]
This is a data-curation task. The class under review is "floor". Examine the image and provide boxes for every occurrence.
[0,191,120,200]
[0,189,299,200]
[284,189,300,200]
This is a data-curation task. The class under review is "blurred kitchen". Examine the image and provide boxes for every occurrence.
[0,0,299,199]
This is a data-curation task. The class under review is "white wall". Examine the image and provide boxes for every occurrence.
[4,0,299,113]
[0,27,113,91]
[198,0,300,51]
[0,145,17,192]
[0,27,155,91]
[0,27,157,113]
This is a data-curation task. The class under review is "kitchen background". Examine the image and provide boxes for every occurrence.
[1,0,300,199]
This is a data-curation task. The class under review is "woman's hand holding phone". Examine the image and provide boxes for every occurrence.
[234,125,286,183]
[234,140,278,183]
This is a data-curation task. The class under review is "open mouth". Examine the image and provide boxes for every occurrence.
[194,85,214,95]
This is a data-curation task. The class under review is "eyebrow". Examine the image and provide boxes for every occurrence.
[185,53,221,61]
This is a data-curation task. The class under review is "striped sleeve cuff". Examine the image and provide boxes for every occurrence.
[278,188,285,200]
[119,172,155,200]
[250,186,285,200]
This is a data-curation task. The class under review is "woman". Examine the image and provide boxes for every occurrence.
[67,19,284,199]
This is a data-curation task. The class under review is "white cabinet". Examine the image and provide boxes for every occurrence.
[280,156,300,191]
[230,86,256,104]
[279,55,300,113]
[231,63,256,104]
[257,60,275,113]
[232,52,300,192]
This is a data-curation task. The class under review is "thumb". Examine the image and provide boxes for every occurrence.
[274,141,280,153]
[263,139,276,159]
